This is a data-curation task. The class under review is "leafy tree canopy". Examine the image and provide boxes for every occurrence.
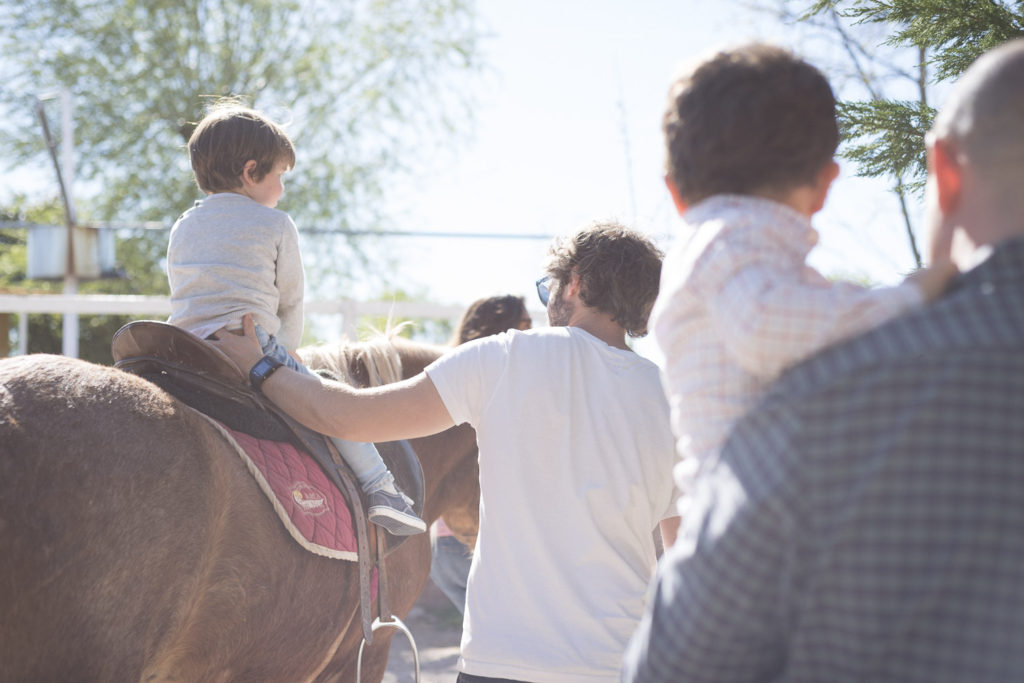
[0,0,481,234]
[803,0,1024,191]
[769,0,1024,266]
[809,0,1024,81]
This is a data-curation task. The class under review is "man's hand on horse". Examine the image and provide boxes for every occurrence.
[209,313,455,443]
[209,314,264,374]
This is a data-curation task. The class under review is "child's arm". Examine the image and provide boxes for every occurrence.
[708,261,956,380]
[276,217,305,350]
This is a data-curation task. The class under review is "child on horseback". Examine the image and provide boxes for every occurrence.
[166,102,425,536]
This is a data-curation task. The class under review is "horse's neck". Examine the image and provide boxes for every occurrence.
[416,423,479,526]
[393,338,448,380]
[387,339,479,526]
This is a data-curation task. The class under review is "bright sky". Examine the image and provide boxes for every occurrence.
[4,1,933,350]
[372,0,927,320]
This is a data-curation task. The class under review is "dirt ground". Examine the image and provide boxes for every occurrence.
[381,579,464,683]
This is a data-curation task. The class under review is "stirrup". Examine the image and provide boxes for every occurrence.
[356,615,420,683]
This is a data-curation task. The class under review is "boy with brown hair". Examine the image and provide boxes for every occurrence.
[167,103,424,536]
[651,44,956,489]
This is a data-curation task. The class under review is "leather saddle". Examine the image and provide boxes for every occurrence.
[111,320,423,642]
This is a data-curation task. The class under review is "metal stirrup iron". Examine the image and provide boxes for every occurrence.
[355,615,420,683]
[355,526,421,682]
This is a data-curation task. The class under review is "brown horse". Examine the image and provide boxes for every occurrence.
[0,336,479,682]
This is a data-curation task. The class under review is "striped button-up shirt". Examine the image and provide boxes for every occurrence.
[624,237,1024,682]
[650,195,922,488]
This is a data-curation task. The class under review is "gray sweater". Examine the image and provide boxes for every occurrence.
[167,192,304,349]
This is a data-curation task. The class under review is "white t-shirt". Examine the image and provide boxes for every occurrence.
[426,326,677,683]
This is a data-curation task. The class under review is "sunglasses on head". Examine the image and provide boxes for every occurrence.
[535,275,551,307]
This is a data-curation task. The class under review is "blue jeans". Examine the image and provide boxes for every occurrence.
[430,531,472,613]
[255,326,388,492]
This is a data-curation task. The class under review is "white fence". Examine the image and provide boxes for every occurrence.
[0,294,474,357]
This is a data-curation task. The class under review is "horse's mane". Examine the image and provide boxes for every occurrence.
[296,328,447,388]
[298,335,402,388]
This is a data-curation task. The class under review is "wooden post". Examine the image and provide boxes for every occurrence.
[35,90,79,357]
[0,312,9,357]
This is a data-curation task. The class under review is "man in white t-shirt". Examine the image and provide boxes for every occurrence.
[211,221,680,683]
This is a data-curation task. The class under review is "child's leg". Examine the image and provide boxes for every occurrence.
[255,326,425,535]
[331,440,388,491]
[331,440,426,536]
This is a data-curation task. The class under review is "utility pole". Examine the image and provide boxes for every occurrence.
[61,89,78,358]
[35,89,79,357]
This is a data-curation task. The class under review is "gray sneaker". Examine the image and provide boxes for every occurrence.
[367,489,426,536]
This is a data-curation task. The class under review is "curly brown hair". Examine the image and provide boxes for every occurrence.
[663,43,838,204]
[188,102,296,194]
[543,221,663,337]
[451,294,529,345]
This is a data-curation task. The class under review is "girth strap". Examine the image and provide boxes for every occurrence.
[280,414,384,644]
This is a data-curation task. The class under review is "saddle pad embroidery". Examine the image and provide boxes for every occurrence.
[203,416,359,561]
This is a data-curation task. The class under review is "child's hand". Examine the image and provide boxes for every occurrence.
[905,260,959,303]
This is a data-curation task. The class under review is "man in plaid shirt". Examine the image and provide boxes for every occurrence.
[624,39,1024,682]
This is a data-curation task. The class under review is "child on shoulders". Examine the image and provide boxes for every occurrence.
[651,44,956,492]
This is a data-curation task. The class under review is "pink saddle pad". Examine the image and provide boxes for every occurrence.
[218,421,359,561]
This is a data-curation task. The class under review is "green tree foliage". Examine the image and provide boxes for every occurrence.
[0,0,481,232]
[795,0,1024,265]
[806,0,1024,187]
[820,0,1024,82]
[1,0,481,358]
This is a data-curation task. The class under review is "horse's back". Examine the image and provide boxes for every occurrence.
[0,355,360,681]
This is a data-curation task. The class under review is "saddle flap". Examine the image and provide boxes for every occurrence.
[112,320,246,385]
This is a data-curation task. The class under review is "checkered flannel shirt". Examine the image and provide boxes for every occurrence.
[625,237,1024,683]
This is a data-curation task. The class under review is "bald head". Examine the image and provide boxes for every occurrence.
[932,39,1024,191]
[925,39,1024,262]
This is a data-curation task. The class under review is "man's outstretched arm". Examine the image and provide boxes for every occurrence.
[209,314,456,443]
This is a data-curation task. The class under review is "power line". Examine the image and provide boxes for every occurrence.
[0,220,555,240]
[302,228,556,240]
[1,221,674,243]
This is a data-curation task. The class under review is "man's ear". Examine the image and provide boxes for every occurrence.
[565,272,582,298]
[664,175,688,216]
[929,137,963,214]
[924,135,965,266]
